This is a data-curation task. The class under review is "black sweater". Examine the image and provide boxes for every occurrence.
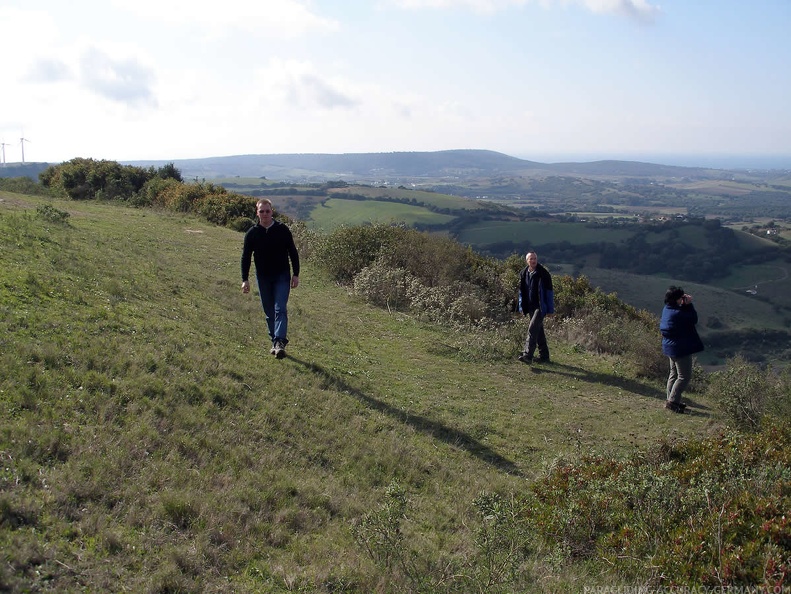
[241,221,300,281]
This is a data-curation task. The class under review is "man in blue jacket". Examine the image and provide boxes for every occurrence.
[518,252,555,363]
[660,286,704,413]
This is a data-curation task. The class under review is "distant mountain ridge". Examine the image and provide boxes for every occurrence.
[125,149,720,182]
[0,150,732,183]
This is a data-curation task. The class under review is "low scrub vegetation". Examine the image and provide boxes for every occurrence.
[524,419,790,589]
[314,223,665,374]
[1,165,789,591]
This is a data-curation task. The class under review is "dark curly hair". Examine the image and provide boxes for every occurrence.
[664,285,685,305]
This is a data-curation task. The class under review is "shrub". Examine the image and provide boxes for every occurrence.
[35,204,70,224]
[352,258,414,310]
[524,422,791,588]
[706,355,789,431]
[0,177,53,197]
[320,224,515,326]
[229,216,254,233]
[133,176,181,208]
[550,277,664,377]
[315,224,405,283]
[195,191,255,226]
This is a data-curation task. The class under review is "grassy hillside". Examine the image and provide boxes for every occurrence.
[0,193,779,591]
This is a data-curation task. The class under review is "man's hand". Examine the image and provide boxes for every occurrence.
[291,275,300,289]
[241,280,250,294]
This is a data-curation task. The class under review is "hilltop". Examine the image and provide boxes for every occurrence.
[0,192,716,590]
[2,190,789,592]
[123,149,723,183]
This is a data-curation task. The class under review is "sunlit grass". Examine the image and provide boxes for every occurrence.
[1,194,726,591]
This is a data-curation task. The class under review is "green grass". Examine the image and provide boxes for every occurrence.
[328,186,485,211]
[0,193,750,591]
[456,221,634,246]
[308,198,455,231]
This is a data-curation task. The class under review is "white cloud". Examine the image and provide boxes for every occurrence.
[388,0,660,21]
[110,0,340,37]
[580,0,660,22]
[78,46,158,108]
[24,59,73,83]
[256,59,362,112]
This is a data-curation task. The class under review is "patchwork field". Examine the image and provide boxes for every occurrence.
[308,198,455,231]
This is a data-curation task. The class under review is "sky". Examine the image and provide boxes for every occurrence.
[1,0,790,168]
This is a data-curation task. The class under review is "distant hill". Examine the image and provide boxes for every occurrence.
[125,149,717,183]
[0,162,49,179]
[0,150,730,183]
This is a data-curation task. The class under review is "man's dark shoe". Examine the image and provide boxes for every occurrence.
[270,344,277,356]
[274,340,287,359]
[517,352,533,363]
[665,401,684,413]
[536,356,550,363]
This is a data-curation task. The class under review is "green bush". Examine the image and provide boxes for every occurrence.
[352,258,415,310]
[706,355,790,431]
[315,224,405,283]
[35,204,70,224]
[0,177,53,197]
[228,216,254,233]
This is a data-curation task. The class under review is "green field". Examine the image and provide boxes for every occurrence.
[328,187,484,211]
[308,198,455,231]
[456,220,635,246]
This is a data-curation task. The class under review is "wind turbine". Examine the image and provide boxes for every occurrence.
[20,136,31,163]
[0,141,10,166]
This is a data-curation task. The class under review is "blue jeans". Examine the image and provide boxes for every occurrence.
[256,271,291,345]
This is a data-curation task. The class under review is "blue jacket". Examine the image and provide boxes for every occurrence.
[660,303,704,358]
[518,264,555,316]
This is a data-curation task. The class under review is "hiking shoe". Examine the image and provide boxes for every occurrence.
[537,355,550,363]
[517,352,533,363]
[270,344,277,356]
[665,401,684,413]
[273,340,287,359]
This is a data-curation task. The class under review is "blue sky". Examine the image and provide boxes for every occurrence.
[1,0,790,167]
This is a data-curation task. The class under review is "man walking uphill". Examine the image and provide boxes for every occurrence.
[241,199,300,359]
[517,252,555,364]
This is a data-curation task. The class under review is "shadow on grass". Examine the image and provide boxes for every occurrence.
[288,355,524,477]
[527,361,713,415]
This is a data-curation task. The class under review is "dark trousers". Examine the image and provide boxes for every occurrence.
[523,309,549,359]
[666,355,693,404]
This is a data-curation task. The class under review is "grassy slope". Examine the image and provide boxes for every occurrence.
[1,193,721,592]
